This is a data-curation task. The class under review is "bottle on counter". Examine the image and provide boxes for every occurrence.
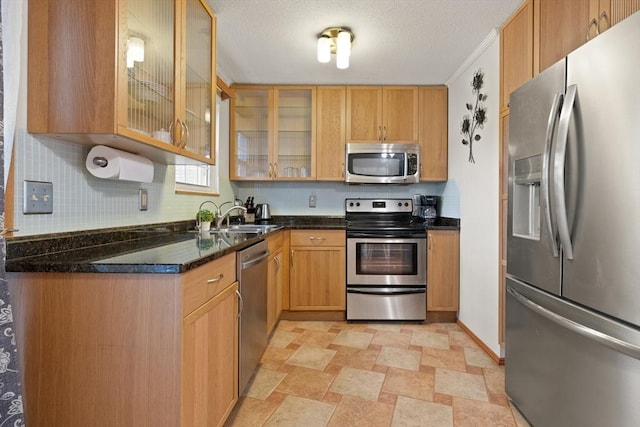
[244,197,255,223]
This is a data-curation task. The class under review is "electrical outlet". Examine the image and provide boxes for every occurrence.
[139,189,148,211]
[23,180,53,214]
[309,194,317,208]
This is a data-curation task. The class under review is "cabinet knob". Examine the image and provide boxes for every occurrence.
[586,17,599,41]
[597,11,609,33]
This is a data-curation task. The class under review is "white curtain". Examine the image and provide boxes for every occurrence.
[1,0,21,188]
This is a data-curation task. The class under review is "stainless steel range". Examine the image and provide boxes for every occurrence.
[345,198,427,321]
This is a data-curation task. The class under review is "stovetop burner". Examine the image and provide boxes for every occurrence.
[345,198,426,234]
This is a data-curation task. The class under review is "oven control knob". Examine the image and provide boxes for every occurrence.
[349,202,354,207]
[356,202,360,207]
[397,202,402,207]
[404,202,409,207]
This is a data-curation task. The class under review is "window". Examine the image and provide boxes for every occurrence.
[175,92,222,194]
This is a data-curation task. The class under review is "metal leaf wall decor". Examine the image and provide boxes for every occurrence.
[460,69,488,163]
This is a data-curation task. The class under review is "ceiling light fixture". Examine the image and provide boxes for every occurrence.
[127,37,145,68]
[317,27,354,69]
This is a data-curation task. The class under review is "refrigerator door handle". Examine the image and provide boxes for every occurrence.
[553,84,577,260]
[507,286,640,359]
[542,92,563,257]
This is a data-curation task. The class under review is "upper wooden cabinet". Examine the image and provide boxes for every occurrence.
[346,86,419,143]
[231,86,316,180]
[535,0,639,73]
[418,86,448,181]
[500,0,534,112]
[316,86,347,181]
[28,0,217,165]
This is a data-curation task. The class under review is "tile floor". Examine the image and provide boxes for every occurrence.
[225,320,531,427]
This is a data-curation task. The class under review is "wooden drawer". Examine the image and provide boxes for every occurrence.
[290,229,345,247]
[266,230,284,253]
[182,252,236,317]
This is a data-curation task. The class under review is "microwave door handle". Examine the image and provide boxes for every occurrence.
[553,84,577,260]
[542,92,563,258]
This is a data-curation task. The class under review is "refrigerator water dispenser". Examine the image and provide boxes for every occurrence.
[513,156,541,240]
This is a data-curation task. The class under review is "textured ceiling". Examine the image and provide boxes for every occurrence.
[208,0,523,85]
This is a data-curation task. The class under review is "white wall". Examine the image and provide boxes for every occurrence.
[444,31,501,355]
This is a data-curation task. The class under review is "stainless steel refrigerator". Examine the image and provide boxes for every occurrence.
[505,11,640,427]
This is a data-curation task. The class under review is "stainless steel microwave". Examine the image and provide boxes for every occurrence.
[345,143,420,184]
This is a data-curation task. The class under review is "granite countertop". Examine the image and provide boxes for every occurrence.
[6,216,459,274]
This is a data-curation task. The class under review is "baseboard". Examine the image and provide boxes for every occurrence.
[279,310,346,321]
[456,319,505,365]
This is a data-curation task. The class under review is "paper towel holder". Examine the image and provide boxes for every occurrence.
[92,157,108,167]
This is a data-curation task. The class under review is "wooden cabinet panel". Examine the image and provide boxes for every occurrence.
[182,282,238,427]
[267,230,285,333]
[346,86,418,143]
[418,86,448,181]
[537,0,591,72]
[289,230,346,311]
[28,0,216,165]
[383,87,419,142]
[182,252,236,316]
[316,86,346,180]
[346,87,383,142]
[500,0,533,111]
[427,230,460,311]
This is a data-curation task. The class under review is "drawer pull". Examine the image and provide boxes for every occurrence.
[207,274,224,284]
[309,236,326,241]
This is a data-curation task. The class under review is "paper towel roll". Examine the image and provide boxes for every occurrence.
[86,145,154,183]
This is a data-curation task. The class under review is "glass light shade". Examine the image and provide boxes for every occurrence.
[317,37,331,63]
[336,53,349,69]
[337,31,351,57]
[129,37,145,62]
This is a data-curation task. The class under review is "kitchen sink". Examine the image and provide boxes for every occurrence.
[211,224,282,234]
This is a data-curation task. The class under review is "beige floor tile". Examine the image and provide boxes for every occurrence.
[287,345,337,370]
[327,395,394,427]
[264,395,336,427]
[449,330,480,348]
[452,397,517,427]
[483,368,506,395]
[298,321,340,332]
[434,368,489,402]
[464,346,500,369]
[269,330,299,348]
[330,366,385,401]
[293,330,338,348]
[275,366,335,400]
[225,395,284,427]
[433,323,463,332]
[376,346,422,371]
[391,395,453,427]
[366,323,404,332]
[244,368,288,400]
[382,367,434,401]
[260,346,296,370]
[410,329,450,350]
[421,347,467,372]
[332,329,374,349]
[329,345,380,370]
[371,330,412,348]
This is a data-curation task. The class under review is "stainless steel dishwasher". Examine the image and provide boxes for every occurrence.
[237,240,269,393]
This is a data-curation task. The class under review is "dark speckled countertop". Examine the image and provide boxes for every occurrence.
[6,216,459,274]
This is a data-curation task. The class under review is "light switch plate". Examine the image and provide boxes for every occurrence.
[23,180,53,214]
[309,194,317,208]
[139,189,148,211]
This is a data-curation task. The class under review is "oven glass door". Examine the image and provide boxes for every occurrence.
[347,237,426,286]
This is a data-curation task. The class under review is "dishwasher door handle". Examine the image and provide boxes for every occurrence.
[240,250,270,269]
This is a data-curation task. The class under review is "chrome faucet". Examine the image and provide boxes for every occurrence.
[216,205,248,229]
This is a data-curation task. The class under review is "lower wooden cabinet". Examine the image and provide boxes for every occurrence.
[182,281,239,427]
[427,230,460,312]
[266,230,285,333]
[8,252,239,427]
[289,229,346,310]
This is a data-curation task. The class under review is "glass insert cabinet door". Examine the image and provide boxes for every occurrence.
[275,87,315,179]
[231,86,315,180]
[124,0,215,161]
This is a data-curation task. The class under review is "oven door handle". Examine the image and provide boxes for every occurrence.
[347,287,426,296]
